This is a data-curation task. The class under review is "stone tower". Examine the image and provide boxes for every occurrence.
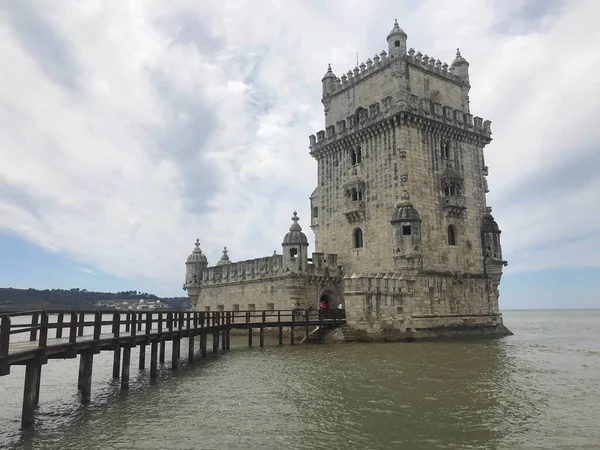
[309,21,510,338]
[282,212,309,273]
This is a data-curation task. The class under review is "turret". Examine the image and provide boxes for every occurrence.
[387,19,407,59]
[390,191,422,271]
[282,212,309,273]
[216,247,232,266]
[481,210,503,262]
[321,64,337,98]
[450,48,469,83]
[185,239,208,286]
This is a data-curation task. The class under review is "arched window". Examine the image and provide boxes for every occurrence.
[290,248,298,259]
[441,142,451,159]
[356,147,362,164]
[354,228,364,248]
[351,151,357,165]
[447,225,456,246]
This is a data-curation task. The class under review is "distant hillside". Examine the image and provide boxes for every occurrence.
[0,288,190,312]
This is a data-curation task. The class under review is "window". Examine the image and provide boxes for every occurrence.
[351,188,358,201]
[248,304,256,311]
[354,228,364,248]
[350,147,362,166]
[312,206,319,218]
[204,306,210,312]
[233,304,240,312]
[395,40,400,47]
[266,303,274,311]
[290,248,297,259]
[402,225,412,236]
[448,225,456,246]
[217,304,224,311]
[441,142,451,159]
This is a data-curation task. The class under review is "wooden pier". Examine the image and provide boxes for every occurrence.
[0,309,345,428]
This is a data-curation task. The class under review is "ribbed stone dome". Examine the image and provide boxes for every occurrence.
[390,191,420,223]
[322,63,336,80]
[451,48,469,67]
[186,239,208,264]
[482,213,501,233]
[387,19,407,40]
[282,212,308,246]
[216,247,232,266]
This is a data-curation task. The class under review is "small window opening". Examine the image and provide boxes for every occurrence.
[233,304,240,312]
[217,304,224,311]
[356,148,362,164]
[357,189,363,201]
[204,306,210,312]
[441,142,451,159]
[351,151,357,165]
[354,228,364,248]
[448,225,456,246]
[290,248,298,259]
[402,225,412,236]
[248,304,256,311]
[312,206,319,218]
[351,188,358,201]
[394,40,400,47]
[266,303,275,311]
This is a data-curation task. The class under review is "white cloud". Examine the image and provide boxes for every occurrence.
[0,0,599,294]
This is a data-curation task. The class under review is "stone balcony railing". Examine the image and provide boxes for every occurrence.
[442,195,466,217]
[343,199,365,223]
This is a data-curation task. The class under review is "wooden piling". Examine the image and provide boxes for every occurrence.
[248,328,253,347]
[278,311,283,345]
[213,330,219,354]
[290,313,295,345]
[21,360,42,428]
[188,335,195,362]
[121,346,131,390]
[78,354,85,390]
[172,338,180,370]
[150,341,158,380]
[139,344,146,370]
[200,328,207,357]
[259,327,264,347]
[159,339,165,364]
[112,346,121,379]
[80,352,93,403]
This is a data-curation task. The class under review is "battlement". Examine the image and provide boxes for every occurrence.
[323,47,463,102]
[186,252,342,288]
[309,94,491,156]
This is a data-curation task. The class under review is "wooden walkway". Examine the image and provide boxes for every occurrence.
[0,309,345,428]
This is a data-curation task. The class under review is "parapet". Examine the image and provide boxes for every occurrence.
[196,254,285,286]
[323,47,463,101]
[309,93,492,156]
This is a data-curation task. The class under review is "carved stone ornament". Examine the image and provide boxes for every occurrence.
[382,96,393,113]
[347,115,356,129]
[369,103,380,119]
[326,125,334,139]
[358,108,368,125]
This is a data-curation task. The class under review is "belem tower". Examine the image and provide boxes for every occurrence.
[184,21,512,341]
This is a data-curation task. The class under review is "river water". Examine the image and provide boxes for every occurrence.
[0,310,599,450]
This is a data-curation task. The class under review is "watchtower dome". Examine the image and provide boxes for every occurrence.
[387,19,407,58]
[282,212,309,273]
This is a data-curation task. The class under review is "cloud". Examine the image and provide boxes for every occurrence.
[77,267,98,276]
[0,0,598,295]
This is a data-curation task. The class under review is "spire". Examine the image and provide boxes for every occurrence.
[289,211,302,231]
[387,18,407,40]
[216,246,231,266]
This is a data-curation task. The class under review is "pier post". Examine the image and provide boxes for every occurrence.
[121,346,131,390]
[78,354,85,390]
[213,330,219,354]
[172,338,180,370]
[112,346,121,379]
[21,359,42,428]
[188,335,195,363]
[150,341,158,380]
[248,328,253,347]
[290,312,295,345]
[80,351,93,403]
[159,339,165,364]
[200,323,207,358]
[278,311,283,345]
[139,344,146,370]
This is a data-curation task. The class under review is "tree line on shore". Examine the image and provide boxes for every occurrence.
[0,287,190,312]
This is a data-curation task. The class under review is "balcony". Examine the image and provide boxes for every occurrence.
[343,199,365,223]
[442,195,466,217]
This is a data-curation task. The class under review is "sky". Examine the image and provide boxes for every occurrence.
[0,0,599,308]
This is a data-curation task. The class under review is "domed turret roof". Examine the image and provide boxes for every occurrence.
[451,48,469,67]
[390,191,421,223]
[216,247,232,266]
[186,239,208,264]
[282,212,308,246]
[322,63,337,80]
[482,213,501,233]
[387,19,407,40]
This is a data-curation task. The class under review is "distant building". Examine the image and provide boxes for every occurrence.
[184,21,511,341]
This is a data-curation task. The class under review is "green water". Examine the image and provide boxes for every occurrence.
[1,310,599,449]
